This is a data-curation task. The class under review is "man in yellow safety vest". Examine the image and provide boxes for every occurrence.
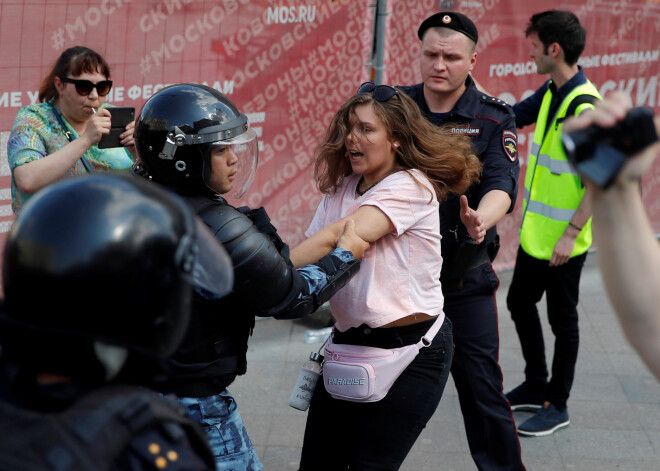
[504,9,601,437]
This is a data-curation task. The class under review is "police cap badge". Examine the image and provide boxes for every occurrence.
[417,11,478,44]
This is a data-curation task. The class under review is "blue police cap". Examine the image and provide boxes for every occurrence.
[417,11,478,44]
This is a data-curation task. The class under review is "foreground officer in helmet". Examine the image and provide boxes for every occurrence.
[133,83,367,470]
[0,174,234,470]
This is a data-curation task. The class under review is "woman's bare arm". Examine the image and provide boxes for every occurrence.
[290,205,395,268]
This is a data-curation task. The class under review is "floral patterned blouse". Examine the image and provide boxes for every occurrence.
[7,101,134,213]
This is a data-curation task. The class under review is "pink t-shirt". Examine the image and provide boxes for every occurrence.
[306,170,445,331]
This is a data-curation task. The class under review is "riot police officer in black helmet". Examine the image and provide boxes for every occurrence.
[132,83,368,469]
[0,174,234,471]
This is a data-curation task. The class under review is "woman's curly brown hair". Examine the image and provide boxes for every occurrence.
[314,88,482,202]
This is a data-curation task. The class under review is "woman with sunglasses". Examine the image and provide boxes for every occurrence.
[292,82,482,470]
[7,46,135,213]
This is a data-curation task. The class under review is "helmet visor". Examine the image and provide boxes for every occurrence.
[216,128,259,199]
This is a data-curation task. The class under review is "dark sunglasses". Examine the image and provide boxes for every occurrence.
[357,81,399,102]
[59,77,113,96]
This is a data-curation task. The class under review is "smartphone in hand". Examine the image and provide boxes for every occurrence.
[98,107,135,149]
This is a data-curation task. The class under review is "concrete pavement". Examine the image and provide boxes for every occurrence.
[231,256,660,470]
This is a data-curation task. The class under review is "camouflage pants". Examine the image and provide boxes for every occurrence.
[179,390,263,471]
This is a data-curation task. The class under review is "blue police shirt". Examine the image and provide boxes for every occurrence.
[398,76,520,262]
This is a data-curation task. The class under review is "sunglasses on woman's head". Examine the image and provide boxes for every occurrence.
[60,77,113,96]
[357,82,399,102]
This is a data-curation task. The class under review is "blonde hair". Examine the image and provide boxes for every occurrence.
[314,89,481,202]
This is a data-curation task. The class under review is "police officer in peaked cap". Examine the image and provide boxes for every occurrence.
[398,11,525,471]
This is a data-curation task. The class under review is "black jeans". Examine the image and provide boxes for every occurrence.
[299,316,453,471]
[506,246,587,410]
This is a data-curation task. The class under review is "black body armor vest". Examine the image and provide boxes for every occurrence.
[0,384,214,471]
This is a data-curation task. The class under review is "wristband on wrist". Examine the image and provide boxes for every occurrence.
[568,221,582,231]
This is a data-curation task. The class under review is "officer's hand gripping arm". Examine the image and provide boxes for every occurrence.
[199,204,361,320]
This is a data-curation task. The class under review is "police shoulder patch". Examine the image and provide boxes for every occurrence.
[502,130,518,162]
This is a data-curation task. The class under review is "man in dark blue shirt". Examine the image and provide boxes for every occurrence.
[398,11,524,471]
[511,68,593,129]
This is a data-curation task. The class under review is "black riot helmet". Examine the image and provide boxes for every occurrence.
[134,83,258,199]
[0,174,233,382]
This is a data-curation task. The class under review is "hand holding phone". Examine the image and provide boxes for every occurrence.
[98,107,135,149]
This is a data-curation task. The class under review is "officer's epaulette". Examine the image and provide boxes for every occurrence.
[479,94,513,110]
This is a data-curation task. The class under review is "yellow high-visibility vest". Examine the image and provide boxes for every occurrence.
[520,81,601,260]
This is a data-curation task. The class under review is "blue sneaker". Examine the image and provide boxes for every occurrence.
[517,403,569,437]
[505,382,544,411]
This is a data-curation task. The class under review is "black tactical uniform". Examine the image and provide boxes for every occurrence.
[0,369,213,471]
[0,175,229,471]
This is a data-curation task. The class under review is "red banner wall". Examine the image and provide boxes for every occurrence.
[1,0,659,280]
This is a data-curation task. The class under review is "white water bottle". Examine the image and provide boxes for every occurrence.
[289,352,323,411]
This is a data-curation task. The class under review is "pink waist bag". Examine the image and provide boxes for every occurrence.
[322,315,444,402]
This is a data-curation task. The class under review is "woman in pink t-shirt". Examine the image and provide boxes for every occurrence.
[293,83,481,470]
